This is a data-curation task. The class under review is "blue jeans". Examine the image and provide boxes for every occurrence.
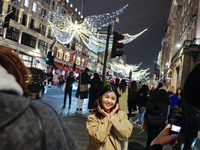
[131,106,146,125]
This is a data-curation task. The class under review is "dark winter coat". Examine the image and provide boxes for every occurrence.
[75,71,90,99]
[88,79,102,109]
[0,92,78,150]
[146,87,171,128]
[128,89,137,110]
[136,94,149,107]
[65,76,75,91]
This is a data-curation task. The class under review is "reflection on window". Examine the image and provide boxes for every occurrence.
[37,39,47,54]
[57,6,59,14]
[24,0,29,7]
[32,2,37,12]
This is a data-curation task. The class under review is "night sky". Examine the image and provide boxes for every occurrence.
[71,0,172,75]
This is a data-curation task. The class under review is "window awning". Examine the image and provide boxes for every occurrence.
[37,57,49,67]
[54,62,65,70]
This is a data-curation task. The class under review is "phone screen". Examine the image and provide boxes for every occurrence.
[170,124,181,135]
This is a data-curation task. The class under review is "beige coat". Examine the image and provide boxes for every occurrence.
[86,110,133,150]
[118,87,129,113]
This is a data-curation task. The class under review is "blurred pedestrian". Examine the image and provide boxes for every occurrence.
[88,73,102,111]
[173,63,200,150]
[168,86,179,108]
[131,85,150,126]
[0,46,78,150]
[63,72,75,109]
[145,79,171,149]
[58,75,64,88]
[75,68,90,111]
[86,85,133,150]
[48,70,53,87]
[128,81,138,118]
[175,87,182,101]
[114,78,120,89]
[117,79,129,113]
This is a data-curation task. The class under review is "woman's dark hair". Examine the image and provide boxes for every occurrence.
[119,79,127,93]
[176,87,181,95]
[138,85,149,97]
[130,81,138,92]
[93,85,119,118]
[157,82,163,89]
[93,73,100,81]
[184,63,200,109]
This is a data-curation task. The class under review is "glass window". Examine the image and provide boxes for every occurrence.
[23,55,29,60]
[24,0,29,7]
[21,32,36,48]
[38,39,47,54]
[6,26,19,42]
[56,6,59,14]
[23,61,31,67]
[28,56,32,61]
[52,1,55,9]
[32,2,37,12]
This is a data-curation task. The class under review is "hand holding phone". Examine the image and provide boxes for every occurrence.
[170,124,181,135]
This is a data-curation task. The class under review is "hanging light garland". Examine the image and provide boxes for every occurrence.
[110,62,150,81]
[37,3,147,53]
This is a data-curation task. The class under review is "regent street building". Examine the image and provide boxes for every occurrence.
[0,0,116,77]
[160,0,200,89]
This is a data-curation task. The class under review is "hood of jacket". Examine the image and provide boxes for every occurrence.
[159,86,168,92]
[0,66,23,96]
[0,66,29,129]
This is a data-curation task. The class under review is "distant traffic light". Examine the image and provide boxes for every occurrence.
[111,32,124,58]
[46,51,54,66]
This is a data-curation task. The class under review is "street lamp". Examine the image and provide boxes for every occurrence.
[176,44,181,48]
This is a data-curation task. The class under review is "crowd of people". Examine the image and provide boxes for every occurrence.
[1,46,200,150]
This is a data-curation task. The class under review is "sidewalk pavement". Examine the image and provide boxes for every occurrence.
[38,85,199,150]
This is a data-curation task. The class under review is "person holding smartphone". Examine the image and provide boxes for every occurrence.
[86,85,133,150]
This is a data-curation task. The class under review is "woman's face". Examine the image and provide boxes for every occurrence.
[101,91,117,113]
[177,89,181,94]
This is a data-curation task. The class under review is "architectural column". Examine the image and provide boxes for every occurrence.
[18,30,22,44]
[35,38,39,50]
[195,0,200,40]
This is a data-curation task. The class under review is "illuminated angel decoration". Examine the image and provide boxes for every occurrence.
[110,62,150,81]
[37,3,147,53]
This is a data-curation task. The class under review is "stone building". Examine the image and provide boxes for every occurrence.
[160,0,200,89]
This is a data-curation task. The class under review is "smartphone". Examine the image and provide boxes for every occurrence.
[170,124,181,135]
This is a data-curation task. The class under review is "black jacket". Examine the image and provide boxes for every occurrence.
[136,95,149,107]
[65,76,75,91]
[146,88,171,128]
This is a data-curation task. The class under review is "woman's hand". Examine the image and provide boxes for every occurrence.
[97,105,110,119]
[110,103,119,119]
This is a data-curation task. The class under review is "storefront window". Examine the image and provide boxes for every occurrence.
[81,59,84,66]
[76,57,81,65]
[64,52,70,61]
[57,49,63,59]
[21,32,36,48]
[19,53,32,67]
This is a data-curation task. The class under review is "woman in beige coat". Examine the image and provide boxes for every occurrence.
[117,79,129,113]
[86,85,133,150]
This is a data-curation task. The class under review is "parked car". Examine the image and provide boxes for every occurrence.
[27,67,46,99]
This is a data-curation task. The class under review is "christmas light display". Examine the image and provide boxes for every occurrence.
[110,62,150,81]
[37,3,147,53]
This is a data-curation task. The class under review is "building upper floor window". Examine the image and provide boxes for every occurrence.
[24,0,29,7]
[52,1,55,9]
[56,6,59,14]
[32,2,37,12]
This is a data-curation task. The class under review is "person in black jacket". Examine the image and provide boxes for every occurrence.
[128,81,138,118]
[131,85,150,126]
[145,79,171,149]
[172,63,200,150]
[88,73,102,111]
[75,68,90,111]
[63,72,75,109]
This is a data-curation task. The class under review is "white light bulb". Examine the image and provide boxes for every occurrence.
[81,15,83,18]
[70,4,73,7]
[75,8,77,12]
[78,11,81,15]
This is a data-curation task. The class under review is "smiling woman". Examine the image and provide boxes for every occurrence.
[86,85,133,150]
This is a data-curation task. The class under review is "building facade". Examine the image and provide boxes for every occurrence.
[160,0,200,89]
